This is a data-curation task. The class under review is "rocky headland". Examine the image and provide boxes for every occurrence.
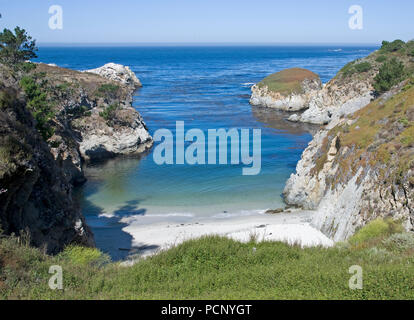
[250,46,414,125]
[0,62,152,253]
[280,40,414,240]
[250,68,322,112]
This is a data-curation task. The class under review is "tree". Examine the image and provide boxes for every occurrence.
[0,27,37,67]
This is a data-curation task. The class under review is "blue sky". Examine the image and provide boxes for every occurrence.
[0,0,413,44]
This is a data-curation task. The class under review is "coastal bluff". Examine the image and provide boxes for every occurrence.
[250,68,322,111]
[283,40,414,240]
[0,62,152,253]
[34,62,153,182]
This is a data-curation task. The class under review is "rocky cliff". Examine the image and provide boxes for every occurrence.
[31,63,152,183]
[0,62,152,253]
[0,85,94,253]
[250,68,322,111]
[283,40,414,241]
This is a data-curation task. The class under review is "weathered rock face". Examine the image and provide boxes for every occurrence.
[286,48,414,125]
[72,108,152,161]
[283,42,414,241]
[0,87,94,253]
[84,63,142,89]
[250,68,322,111]
[284,82,414,241]
[287,70,374,125]
[0,61,152,253]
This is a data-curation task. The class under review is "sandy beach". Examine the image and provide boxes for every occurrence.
[120,210,334,261]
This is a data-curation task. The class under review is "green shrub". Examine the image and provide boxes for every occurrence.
[382,233,414,252]
[373,58,406,94]
[340,61,356,77]
[380,40,406,53]
[0,136,32,178]
[97,83,119,98]
[399,117,409,126]
[55,82,72,93]
[19,75,55,140]
[349,218,404,245]
[376,55,387,63]
[59,245,110,267]
[17,61,37,73]
[0,89,15,110]
[354,62,372,73]
[99,103,119,121]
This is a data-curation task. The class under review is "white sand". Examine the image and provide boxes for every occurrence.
[120,210,333,260]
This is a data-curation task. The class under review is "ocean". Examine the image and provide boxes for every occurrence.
[35,45,377,259]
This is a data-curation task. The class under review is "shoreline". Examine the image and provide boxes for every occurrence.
[119,210,334,263]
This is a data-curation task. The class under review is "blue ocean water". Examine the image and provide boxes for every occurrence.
[35,45,377,258]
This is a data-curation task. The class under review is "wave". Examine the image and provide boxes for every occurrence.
[146,212,195,217]
[241,82,255,87]
[212,209,266,219]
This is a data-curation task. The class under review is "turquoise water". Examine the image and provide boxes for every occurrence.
[36,46,376,259]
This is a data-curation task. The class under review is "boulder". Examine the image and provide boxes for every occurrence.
[85,63,142,89]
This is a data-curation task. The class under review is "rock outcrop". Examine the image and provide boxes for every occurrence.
[287,66,375,125]
[250,68,322,111]
[32,63,153,182]
[73,107,152,161]
[283,40,414,241]
[0,61,152,253]
[284,81,414,241]
[0,86,94,253]
[84,63,142,89]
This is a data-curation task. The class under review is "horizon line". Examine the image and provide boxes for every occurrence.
[37,41,381,47]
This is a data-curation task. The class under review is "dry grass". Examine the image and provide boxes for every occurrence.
[257,68,319,95]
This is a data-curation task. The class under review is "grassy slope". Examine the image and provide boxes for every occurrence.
[257,68,319,95]
[1,219,414,300]
[336,40,414,80]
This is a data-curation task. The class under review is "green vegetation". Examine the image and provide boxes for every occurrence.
[0,27,37,68]
[257,68,319,95]
[58,245,110,267]
[380,40,406,53]
[97,83,120,98]
[19,75,55,140]
[99,103,119,122]
[376,55,387,63]
[354,62,372,73]
[0,136,32,179]
[349,218,403,246]
[311,82,414,192]
[373,58,406,94]
[340,61,372,77]
[0,218,413,299]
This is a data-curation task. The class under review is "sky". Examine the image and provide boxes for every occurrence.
[0,0,413,44]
